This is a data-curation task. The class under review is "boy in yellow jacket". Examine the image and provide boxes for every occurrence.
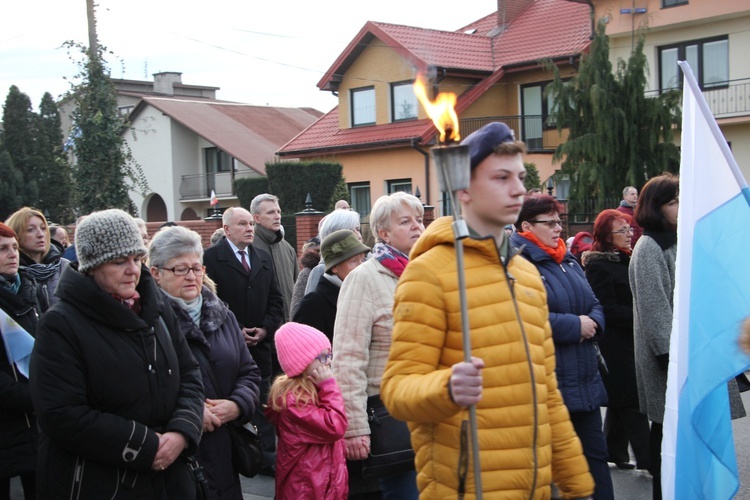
[381,122,594,499]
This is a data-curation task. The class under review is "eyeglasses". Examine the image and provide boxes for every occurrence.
[161,265,206,277]
[315,351,333,364]
[611,227,634,236]
[528,219,563,229]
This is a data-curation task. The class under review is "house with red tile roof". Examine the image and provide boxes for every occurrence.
[278,0,593,217]
[123,96,322,221]
[592,0,750,183]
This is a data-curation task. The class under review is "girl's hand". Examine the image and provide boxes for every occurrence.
[307,363,333,386]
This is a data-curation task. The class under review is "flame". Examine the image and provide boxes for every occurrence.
[413,75,460,143]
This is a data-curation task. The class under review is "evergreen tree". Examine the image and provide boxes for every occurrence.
[65,41,147,214]
[523,162,541,192]
[1,85,39,206]
[0,151,25,219]
[546,21,681,211]
[37,92,74,223]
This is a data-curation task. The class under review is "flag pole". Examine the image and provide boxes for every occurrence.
[432,143,483,499]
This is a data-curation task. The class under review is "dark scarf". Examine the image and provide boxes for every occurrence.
[20,251,61,283]
[372,242,409,277]
[644,228,677,251]
[0,273,21,295]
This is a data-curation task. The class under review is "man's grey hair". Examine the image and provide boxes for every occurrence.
[250,193,279,215]
[319,209,361,241]
[623,186,637,197]
[370,192,424,242]
[148,225,203,268]
[133,217,147,230]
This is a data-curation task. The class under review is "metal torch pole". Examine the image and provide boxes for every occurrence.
[433,145,482,499]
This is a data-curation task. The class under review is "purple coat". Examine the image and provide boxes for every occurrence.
[167,286,261,500]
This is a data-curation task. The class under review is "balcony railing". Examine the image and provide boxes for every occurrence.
[647,78,750,119]
[459,116,562,152]
[180,170,257,200]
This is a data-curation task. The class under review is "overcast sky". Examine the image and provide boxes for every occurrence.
[1,0,495,114]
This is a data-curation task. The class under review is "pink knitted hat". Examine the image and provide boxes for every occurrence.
[275,322,332,377]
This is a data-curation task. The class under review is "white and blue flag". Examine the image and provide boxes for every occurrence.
[662,61,750,499]
[0,308,34,379]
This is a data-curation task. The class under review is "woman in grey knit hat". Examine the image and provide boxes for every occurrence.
[30,209,205,499]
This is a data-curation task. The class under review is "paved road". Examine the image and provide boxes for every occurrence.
[12,391,750,499]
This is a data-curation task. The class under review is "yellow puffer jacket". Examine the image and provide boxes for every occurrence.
[381,217,594,499]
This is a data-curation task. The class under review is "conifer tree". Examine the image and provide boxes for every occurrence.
[65,41,147,214]
[0,151,25,219]
[546,21,681,211]
[37,92,74,223]
[1,85,39,206]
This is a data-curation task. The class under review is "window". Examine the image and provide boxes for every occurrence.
[205,147,232,173]
[662,0,687,7]
[205,147,232,197]
[659,37,728,91]
[391,81,418,122]
[351,87,376,127]
[387,179,412,194]
[349,182,371,217]
[520,82,556,150]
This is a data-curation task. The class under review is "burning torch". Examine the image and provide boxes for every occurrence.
[414,75,483,498]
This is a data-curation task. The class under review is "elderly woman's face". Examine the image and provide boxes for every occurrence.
[523,211,563,249]
[152,253,203,302]
[0,236,19,276]
[379,203,424,254]
[91,255,142,299]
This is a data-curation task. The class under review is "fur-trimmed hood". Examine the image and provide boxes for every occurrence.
[581,250,623,268]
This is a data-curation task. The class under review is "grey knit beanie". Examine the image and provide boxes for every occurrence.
[76,209,148,272]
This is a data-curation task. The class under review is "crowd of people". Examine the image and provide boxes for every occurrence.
[2,123,745,500]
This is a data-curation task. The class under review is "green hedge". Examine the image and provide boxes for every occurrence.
[234,162,344,213]
[234,177,269,208]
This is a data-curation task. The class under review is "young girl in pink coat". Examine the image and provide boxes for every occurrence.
[265,322,348,499]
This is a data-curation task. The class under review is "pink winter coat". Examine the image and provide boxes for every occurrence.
[265,378,348,499]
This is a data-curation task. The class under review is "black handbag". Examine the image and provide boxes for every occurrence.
[361,394,415,480]
[186,456,211,500]
[193,347,263,478]
[227,421,263,478]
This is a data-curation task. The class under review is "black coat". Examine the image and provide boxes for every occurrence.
[292,276,340,343]
[30,267,205,499]
[0,271,42,478]
[203,238,283,379]
[583,250,639,408]
[165,286,261,500]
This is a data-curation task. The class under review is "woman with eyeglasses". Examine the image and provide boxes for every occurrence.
[581,209,650,472]
[512,195,614,500]
[149,225,261,500]
[30,210,204,499]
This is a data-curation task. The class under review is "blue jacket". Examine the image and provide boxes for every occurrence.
[512,233,607,412]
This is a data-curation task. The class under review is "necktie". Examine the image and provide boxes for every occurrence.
[239,250,250,272]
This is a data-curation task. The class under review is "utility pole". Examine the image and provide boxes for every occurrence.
[86,0,98,54]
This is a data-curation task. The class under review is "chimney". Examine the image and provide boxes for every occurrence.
[153,72,183,95]
[496,0,535,29]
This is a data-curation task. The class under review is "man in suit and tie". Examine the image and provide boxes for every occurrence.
[204,206,284,475]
